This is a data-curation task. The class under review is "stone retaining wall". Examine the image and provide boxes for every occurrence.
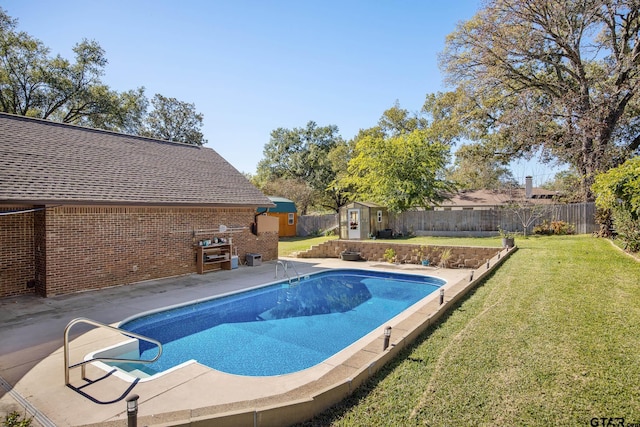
[295,239,502,269]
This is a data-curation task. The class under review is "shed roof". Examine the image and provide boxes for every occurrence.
[0,113,274,207]
[257,196,297,213]
[342,201,385,209]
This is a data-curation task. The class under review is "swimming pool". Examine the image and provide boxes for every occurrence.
[101,269,444,377]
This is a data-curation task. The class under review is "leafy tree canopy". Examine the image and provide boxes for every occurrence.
[141,94,206,145]
[440,0,640,201]
[541,169,584,203]
[343,104,454,212]
[258,176,315,215]
[255,121,349,212]
[447,143,516,190]
[0,8,205,145]
[345,129,452,212]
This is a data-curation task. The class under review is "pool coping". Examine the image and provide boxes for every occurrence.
[0,248,515,427]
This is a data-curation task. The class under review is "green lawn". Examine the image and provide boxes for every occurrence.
[278,235,503,258]
[292,235,640,426]
[278,235,339,257]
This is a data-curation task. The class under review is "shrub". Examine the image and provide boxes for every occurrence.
[592,156,640,251]
[533,220,575,235]
[439,248,452,268]
[611,208,640,252]
[383,248,396,263]
[3,412,32,427]
[594,207,615,237]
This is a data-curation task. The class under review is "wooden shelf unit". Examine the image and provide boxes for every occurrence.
[196,243,232,274]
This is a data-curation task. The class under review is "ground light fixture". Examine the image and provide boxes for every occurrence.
[383,326,392,350]
[126,394,139,427]
[439,288,445,305]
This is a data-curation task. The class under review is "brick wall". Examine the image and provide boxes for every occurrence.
[34,207,46,295]
[0,206,35,297]
[0,205,278,298]
[296,239,501,269]
[41,205,279,297]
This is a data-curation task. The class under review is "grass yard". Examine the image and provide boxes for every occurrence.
[279,235,339,257]
[290,235,640,426]
[278,235,503,258]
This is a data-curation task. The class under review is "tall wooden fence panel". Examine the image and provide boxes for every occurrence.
[296,213,339,236]
[297,204,597,237]
[388,203,597,237]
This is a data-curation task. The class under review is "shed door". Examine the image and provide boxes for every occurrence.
[348,209,360,239]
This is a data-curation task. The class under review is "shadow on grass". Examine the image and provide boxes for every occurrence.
[292,270,499,427]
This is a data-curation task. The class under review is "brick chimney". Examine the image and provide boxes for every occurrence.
[525,176,533,199]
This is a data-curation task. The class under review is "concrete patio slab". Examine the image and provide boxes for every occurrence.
[0,251,514,426]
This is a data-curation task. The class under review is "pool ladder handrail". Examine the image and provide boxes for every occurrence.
[64,317,163,386]
[275,260,300,285]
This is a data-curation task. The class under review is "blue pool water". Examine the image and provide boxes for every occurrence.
[115,269,444,377]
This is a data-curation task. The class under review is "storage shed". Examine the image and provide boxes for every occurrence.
[339,201,390,240]
[257,197,298,237]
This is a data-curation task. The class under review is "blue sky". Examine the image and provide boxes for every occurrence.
[4,0,561,185]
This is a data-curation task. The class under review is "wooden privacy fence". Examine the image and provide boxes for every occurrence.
[296,213,339,236]
[297,203,597,237]
[390,203,597,236]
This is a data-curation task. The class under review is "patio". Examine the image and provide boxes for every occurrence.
[0,252,512,426]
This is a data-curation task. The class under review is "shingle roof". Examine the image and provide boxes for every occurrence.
[257,196,297,213]
[0,113,274,207]
[439,188,559,207]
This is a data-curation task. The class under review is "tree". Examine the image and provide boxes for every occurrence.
[0,9,119,123]
[342,104,454,212]
[345,128,452,212]
[260,177,315,215]
[447,143,516,190]
[255,121,347,211]
[142,94,206,145]
[0,8,205,144]
[77,87,148,135]
[441,0,640,201]
[321,140,354,212]
[345,130,452,212]
[503,200,556,237]
[541,169,584,203]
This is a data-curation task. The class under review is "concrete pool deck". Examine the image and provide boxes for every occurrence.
[0,250,515,426]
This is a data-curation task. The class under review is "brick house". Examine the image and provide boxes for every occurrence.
[0,113,276,298]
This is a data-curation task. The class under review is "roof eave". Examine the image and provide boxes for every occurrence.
[0,199,276,209]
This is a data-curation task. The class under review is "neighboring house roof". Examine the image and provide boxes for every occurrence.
[0,113,274,207]
[439,188,559,208]
[257,197,297,213]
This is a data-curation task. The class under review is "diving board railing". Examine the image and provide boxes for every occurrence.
[63,317,163,386]
[275,260,301,285]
